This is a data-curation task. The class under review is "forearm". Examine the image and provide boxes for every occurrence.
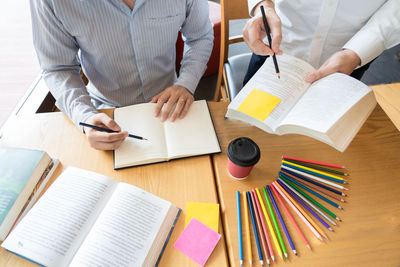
[343,0,400,66]
[248,0,275,17]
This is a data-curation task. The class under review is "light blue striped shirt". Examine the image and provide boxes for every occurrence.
[30,0,213,127]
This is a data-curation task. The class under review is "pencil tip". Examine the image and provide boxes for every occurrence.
[336,217,342,222]
[249,260,252,265]
[284,253,288,259]
[280,255,283,260]
[329,227,334,232]
[271,256,275,262]
[339,206,344,210]
[343,187,349,190]
[306,244,312,250]
[341,199,345,202]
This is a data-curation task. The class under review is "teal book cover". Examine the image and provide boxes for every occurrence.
[0,147,44,225]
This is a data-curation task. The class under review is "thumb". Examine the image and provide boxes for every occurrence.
[99,113,121,131]
[306,67,331,83]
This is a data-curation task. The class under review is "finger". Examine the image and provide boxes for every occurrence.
[89,131,128,143]
[150,92,161,103]
[91,139,125,151]
[154,94,169,117]
[97,114,121,131]
[246,26,273,56]
[161,95,179,122]
[306,66,333,83]
[179,98,193,119]
[267,16,282,53]
[170,98,186,122]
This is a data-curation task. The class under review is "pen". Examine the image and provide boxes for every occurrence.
[79,122,147,140]
[260,5,280,79]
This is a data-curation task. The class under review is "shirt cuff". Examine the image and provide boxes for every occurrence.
[175,72,200,95]
[343,31,385,67]
[248,0,263,16]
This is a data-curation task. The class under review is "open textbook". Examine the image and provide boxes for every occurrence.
[114,100,221,169]
[2,167,181,267]
[226,54,377,152]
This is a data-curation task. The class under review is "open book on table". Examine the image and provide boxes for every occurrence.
[114,100,221,169]
[2,167,181,267]
[226,54,377,152]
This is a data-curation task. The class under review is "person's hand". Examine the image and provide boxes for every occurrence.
[306,49,361,83]
[83,113,128,150]
[242,1,282,56]
[150,85,194,122]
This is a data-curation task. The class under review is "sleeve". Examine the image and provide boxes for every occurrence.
[174,0,214,94]
[343,0,400,66]
[30,0,98,129]
[248,0,264,17]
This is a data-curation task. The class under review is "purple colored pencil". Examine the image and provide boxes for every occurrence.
[277,179,332,232]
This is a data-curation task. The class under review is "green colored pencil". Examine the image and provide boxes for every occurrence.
[284,158,348,176]
[262,187,288,259]
[279,175,341,221]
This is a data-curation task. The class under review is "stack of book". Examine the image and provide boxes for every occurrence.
[236,156,348,265]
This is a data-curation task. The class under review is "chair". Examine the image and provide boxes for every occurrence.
[213,0,251,101]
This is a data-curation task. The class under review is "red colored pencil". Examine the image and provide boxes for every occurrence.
[282,156,345,169]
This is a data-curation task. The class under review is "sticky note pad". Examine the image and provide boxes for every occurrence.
[185,202,219,232]
[174,218,221,266]
[237,89,281,121]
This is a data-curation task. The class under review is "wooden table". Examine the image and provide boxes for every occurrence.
[0,111,229,267]
[208,102,400,267]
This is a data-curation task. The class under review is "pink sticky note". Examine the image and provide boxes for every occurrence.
[174,218,221,266]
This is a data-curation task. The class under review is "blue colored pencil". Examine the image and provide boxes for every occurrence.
[282,162,347,184]
[266,185,297,256]
[281,168,346,196]
[278,179,332,233]
[280,173,343,209]
[236,191,243,267]
[246,191,264,266]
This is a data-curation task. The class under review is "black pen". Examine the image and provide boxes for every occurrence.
[260,5,281,79]
[79,122,148,141]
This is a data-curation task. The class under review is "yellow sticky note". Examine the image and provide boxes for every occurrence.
[185,202,220,232]
[237,89,281,121]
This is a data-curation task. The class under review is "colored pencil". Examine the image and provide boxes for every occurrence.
[281,168,346,196]
[260,187,288,259]
[260,6,280,79]
[280,173,343,209]
[282,160,347,183]
[242,192,252,265]
[279,174,341,221]
[278,174,337,226]
[282,170,345,202]
[246,192,264,267]
[254,188,283,260]
[250,191,270,266]
[282,162,347,184]
[79,122,147,140]
[270,184,311,250]
[278,179,334,232]
[283,158,348,176]
[275,181,327,238]
[282,166,348,190]
[282,156,345,169]
[272,182,324,242]
[266,185,297,256]
[252,190,274,262]
[236,191,243,267]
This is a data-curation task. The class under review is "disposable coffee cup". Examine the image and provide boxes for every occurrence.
[227,137,260,180]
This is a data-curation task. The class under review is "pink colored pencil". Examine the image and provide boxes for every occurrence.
[270,183,311,250]
[272,182,324,242]
[252,190,275,261]
[282,156,345,169]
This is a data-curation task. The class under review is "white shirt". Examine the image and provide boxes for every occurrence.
[248,0,400,68]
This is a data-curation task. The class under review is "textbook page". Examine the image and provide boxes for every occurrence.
[69,182,173,267]
[164,100,220,159]
[277,73,375,134]
[1,167,116,267]
[227,54,315,131]
[114,103,168,168]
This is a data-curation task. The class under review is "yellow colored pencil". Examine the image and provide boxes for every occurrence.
[282,160,345,181]
[255,188,284,260]
[242,192,252,266]
[274,181,327,239]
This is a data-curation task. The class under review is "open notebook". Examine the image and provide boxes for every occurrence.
[114,100,221,169]
[226,54,376,152]
[2,167,181,267]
